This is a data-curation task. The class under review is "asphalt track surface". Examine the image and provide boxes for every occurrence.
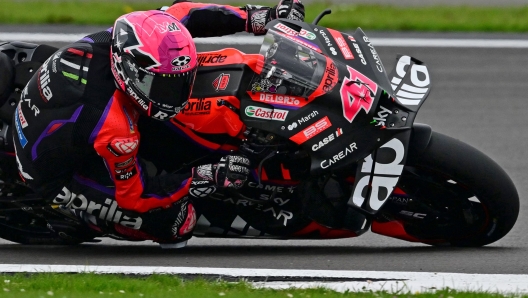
[1,25,528,275]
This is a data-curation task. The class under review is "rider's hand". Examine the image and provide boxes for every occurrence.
[271,0,305,22]
[189,155,251,198]
[245,0,305,35]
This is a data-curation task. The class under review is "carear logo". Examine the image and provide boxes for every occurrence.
[340,66,378,123]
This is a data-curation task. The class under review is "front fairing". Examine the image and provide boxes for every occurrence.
[240,20,414,175]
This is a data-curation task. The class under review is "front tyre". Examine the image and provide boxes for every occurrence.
[379,131,519,247]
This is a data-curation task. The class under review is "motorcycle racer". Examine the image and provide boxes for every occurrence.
[13,0,305,246]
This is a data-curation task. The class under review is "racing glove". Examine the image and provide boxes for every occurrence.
[245,0,305,35]
[189,155,251,198]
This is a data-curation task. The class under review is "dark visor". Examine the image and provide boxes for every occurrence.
[122,55,196,111]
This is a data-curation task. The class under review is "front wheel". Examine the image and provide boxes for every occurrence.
[376,130,519,247]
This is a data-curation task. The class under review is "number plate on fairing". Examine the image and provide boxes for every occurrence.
[347,55,431,215]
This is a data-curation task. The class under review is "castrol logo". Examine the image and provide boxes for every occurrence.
[245,106,289,121]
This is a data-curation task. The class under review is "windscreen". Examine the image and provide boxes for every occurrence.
[253,30,327,98]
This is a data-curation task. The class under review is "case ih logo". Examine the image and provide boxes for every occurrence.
[245,106,288,121]
[212,73,230,91]
[340,66,378,123]
[289,116,332,145]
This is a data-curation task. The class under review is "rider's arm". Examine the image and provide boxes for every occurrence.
[164,1,272,37]
[92,96,192,214]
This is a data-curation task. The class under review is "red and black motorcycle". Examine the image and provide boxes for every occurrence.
[0,16,520,247]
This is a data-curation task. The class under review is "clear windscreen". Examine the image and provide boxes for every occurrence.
[255,30,327,98]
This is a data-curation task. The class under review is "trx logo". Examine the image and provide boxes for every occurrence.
[53,187,143,229]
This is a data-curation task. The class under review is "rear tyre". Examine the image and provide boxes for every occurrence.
[383,131,519,247]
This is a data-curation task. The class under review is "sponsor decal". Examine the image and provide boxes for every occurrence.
[189,185,216,198]
[171,55,191,71]
[400,210,426,219]
[115,167,137,181]
[312,128,343,151]
[53,186,143,229]
[17,101,28,128]
[390,55,430,106]
[316,28,338,56]
[300,29,317,40]
[15,105,28,148]
[251,92,301,108]
[328,29,354,60]
[167,22,181,32]
[289,116,332,145]
[152,111,171,120]
[51,51,62,73]
[350,138,405,211]
[247,182,297,193]
[181,98,211,116]
[251,78,280,93]
[352,43,367,65]
[273,23,316,40]
[213,73,230,91]
[20,87,40,117]
[107,137,139,156]
[274,31,322,53]
[296,110,319,125]
[287,122,298,131]
[197,54,227,66]
[274,23,299,36]
[126,86,149,111]
[114,157,135,169]
[372,105,392,127]
[38,57,53,101]
[340,66,378,123]
[320,142,358,169]
[363,35,383,72]
[389,195,410,205]
[245,106,289,121]
[322,61,339,93]
[210,194,294,226]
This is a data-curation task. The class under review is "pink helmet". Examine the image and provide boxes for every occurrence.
[111,10,197,120]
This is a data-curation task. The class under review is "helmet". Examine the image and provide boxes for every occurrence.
[111,10,197,120]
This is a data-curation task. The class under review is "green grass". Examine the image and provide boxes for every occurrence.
[1,0,528,32]
[0,273,523,298]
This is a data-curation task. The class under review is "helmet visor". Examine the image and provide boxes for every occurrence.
[122,55,196,112]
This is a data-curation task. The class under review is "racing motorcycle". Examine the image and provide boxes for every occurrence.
[0,14,520,247]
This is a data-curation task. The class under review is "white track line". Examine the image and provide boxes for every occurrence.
[0,264,527,294]
[2,32,528,48]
